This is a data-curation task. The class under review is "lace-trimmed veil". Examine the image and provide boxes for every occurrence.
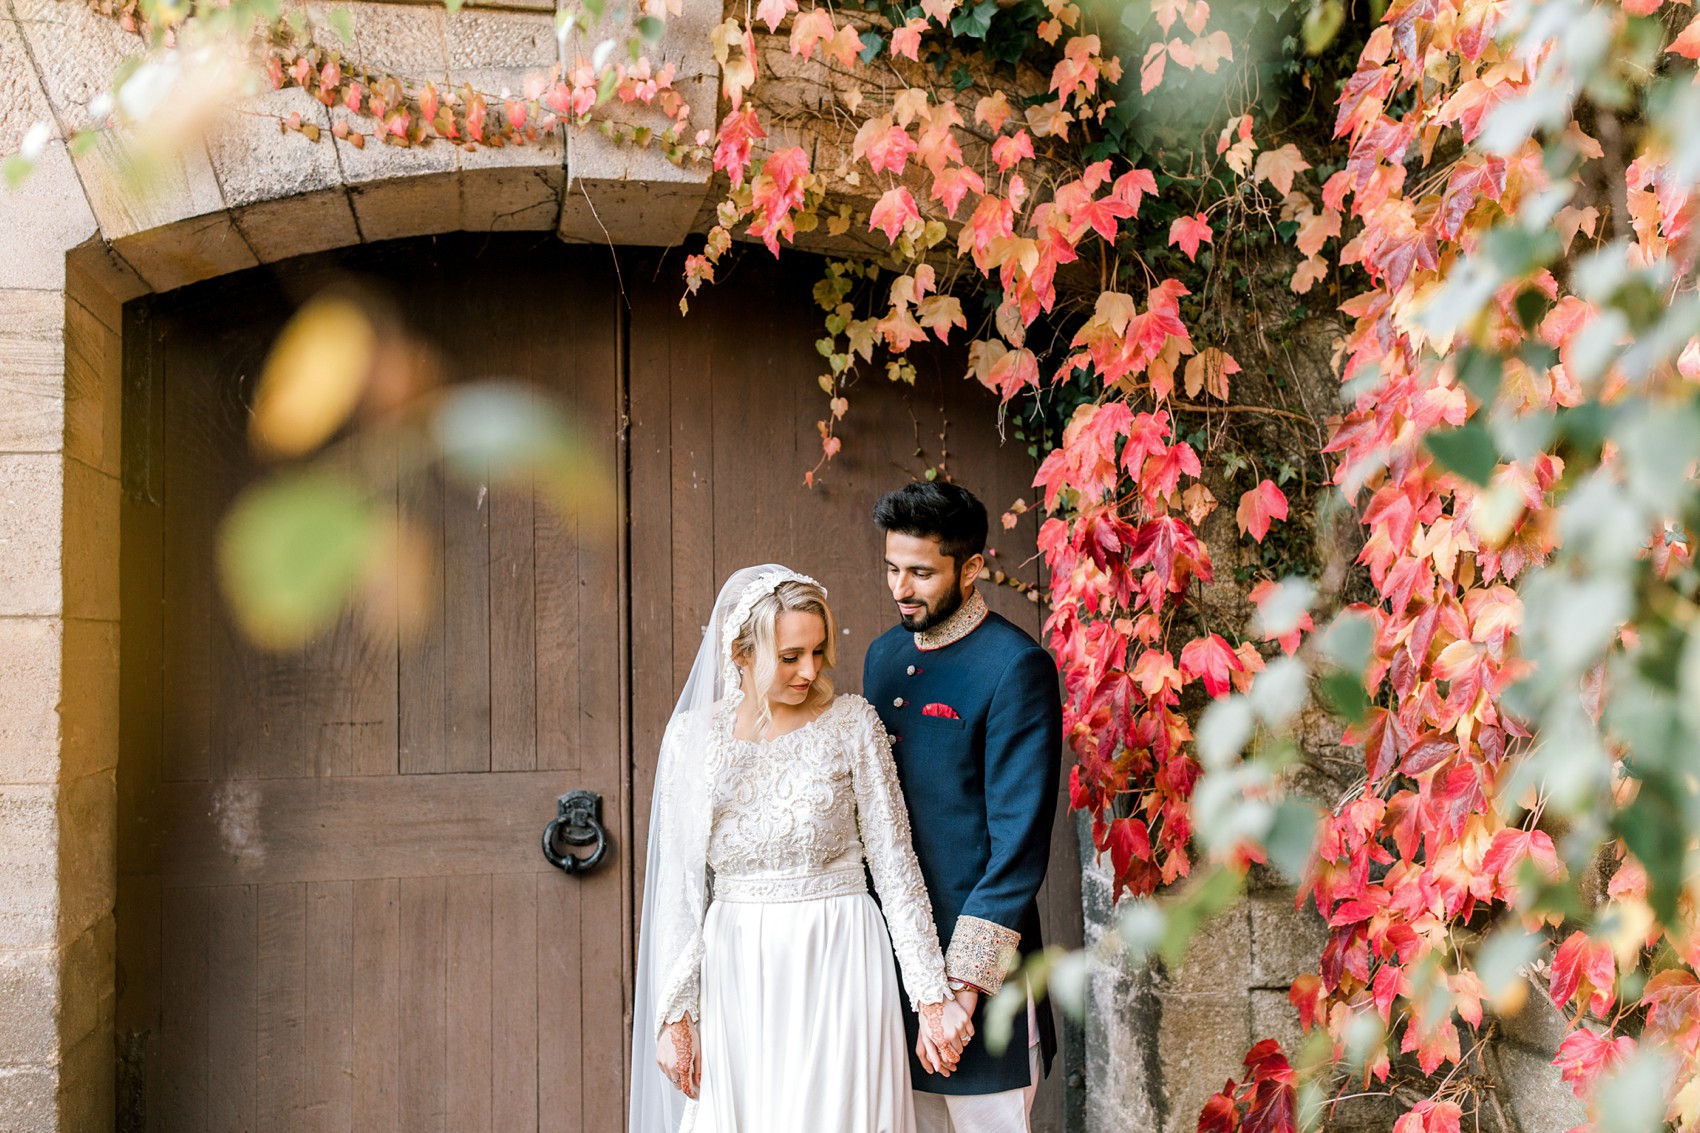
[628,564,814,1133]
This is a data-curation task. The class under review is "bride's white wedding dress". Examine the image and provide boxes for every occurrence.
[655,693,950,1133]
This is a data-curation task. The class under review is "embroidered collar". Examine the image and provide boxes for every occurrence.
[914,589,988,652]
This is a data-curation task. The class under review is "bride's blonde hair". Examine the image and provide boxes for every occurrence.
[731,579,837,737]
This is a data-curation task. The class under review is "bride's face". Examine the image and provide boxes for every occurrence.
[748,610,828,708]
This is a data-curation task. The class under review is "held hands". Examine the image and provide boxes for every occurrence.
[656,1017,701,1099]
[915,990,976,1077]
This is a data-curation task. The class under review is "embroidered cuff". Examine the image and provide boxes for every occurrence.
[944,915,1021,996]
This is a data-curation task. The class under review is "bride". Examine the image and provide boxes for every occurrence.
[629,565,973,1133]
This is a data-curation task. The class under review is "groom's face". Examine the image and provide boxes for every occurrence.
[883,532,982,632]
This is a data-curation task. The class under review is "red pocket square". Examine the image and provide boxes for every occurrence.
[922,703,960,719]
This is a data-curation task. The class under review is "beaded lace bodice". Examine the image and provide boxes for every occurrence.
[653,694,949,1031]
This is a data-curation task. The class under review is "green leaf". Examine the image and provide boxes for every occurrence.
[1612,777,1687,927]
[1318,670,1368,725]
[949,0,994,38]
[636,15,665,42]
[1265,799,1319,883]
[858,30,884,62]
[218,472,378,650]
[1425,417,1499,486]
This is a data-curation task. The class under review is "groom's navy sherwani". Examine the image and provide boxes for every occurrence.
[864,589,1062,1097]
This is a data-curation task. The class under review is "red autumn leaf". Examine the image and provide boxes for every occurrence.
[1393,1100,1462,1133]
[853,115,918,175]
[1481,827,1562,890]
[1343,706,1406,781]
[992,129,1035,172]
[1235,480,1289,543]
[1553,1029,1635,1098]
[713,107,767,188]
[1180,633,1243,698]
[1642,969,1700,1053]
[1129,516,1214,597]
[1672,12,1700,58]
[1170,212,1214,260]
[1106,815,1153,881]
[869,186,920,243]
[983,346,1040,400]
[929,164,985,219]
[1550,931,1617,1018]
[1198,1089,1240,1133]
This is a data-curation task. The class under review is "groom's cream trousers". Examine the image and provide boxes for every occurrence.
[912,999,1042,1133]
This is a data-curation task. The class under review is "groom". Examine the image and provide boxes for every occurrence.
[864,481,1062,1133]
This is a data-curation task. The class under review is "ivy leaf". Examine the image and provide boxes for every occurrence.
[949,0,995,39]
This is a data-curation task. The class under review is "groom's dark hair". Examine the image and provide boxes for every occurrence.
[873,482,988,567]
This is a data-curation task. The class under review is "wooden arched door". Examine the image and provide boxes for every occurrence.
[117,236,1074,1131]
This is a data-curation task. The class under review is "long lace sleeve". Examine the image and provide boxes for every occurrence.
[848,699,951,1009]
[645,714,713,1036]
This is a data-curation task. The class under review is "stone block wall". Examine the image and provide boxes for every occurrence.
[1077,826,1588,1133]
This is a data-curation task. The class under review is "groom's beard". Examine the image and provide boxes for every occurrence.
[898,579,964,632]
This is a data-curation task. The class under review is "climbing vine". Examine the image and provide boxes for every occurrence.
[20,0,1700,1128]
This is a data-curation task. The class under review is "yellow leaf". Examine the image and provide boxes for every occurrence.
[251,297,376,458]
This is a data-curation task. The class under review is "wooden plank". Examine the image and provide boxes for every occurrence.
[533,501,581,774]
[256,882,306,1133]
[446,874,493,1133]
[205,885,258,1131]
[490,472,537,774]
[157,887,208,1130]
[352,878,401,1133]
[491,873,539,1133]
[146,770,574,885]
[399,461,448,776]
[399,876,448,1133]
[349,451,401,779]
[536,872,583,1133]
[304,881,354,1133]
[443,470,492,773]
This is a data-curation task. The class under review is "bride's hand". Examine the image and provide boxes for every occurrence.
[656,1017,701,1098]
[918,1001,964,1075]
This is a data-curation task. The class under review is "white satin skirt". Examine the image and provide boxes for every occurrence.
[683,890,917,1133]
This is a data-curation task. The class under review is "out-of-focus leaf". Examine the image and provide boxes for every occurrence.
[218,472,379,649]
[431,382,615,526]
[251,296,376,458]
[1425,417,1499,486]
[1302,0,1343,54]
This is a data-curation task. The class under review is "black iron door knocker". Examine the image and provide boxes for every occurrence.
[542,790,610,875]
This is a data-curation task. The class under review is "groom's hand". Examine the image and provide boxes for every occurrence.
[944,991,976,1049]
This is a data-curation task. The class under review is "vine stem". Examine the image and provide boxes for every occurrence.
[1167,399,1317,424]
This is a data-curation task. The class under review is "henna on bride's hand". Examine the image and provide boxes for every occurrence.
[919,1003,961,1068]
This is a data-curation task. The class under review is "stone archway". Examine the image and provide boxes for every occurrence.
[0,0,743,1124]
[0,2,1080,1126]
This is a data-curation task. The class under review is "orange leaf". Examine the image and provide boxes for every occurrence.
[1236,480,1289,543]
[891,16,929,59]
[1184,346,1239,399]
[1252,143,1310,196]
